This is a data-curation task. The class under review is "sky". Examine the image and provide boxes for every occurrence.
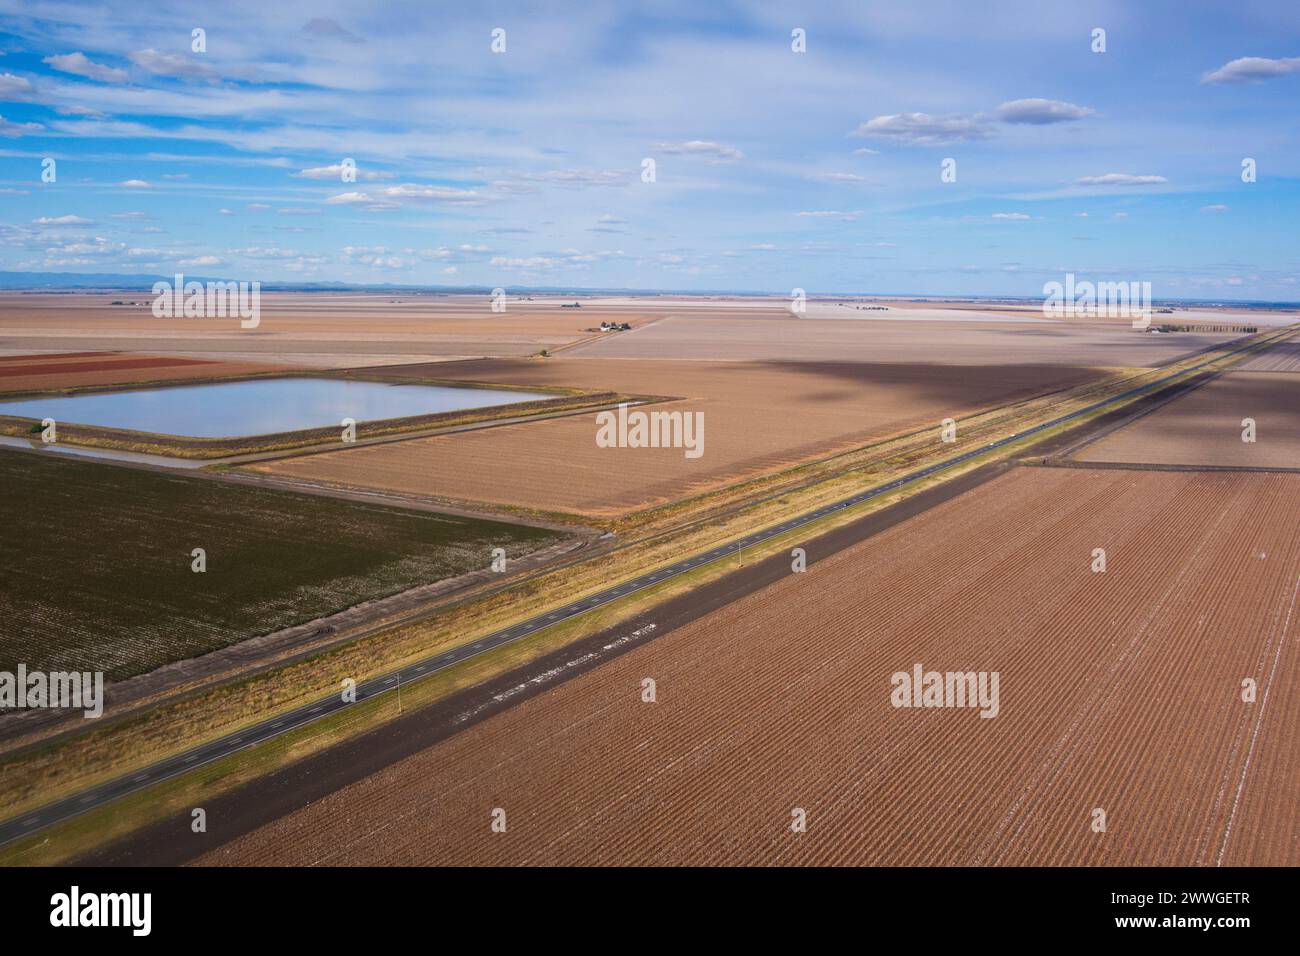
[0,0,1297,299]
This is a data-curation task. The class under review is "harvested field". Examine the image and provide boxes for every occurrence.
[198,467,1300,866]
[569,313,1248,367]
[248,358,1105,517]
[1075,371,1300,469]
[0,451,563,682]
[0,351,294,396]
[1234,339,1300,372]
[0,293,652,367]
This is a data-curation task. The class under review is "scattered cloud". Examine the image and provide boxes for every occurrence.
[796,210,860,221]
[1073,173,1168,186]
[1202,56,1300,84]
[0,114,43,136]
[380,183,487,204]
[43,52,127,83]
[294,163,393,181]
[506,169,627,188]
[119,179,151,188]
[654,140,743,162]
[0,73,35,100]
[128,49,219,80]
[812,172,868,184]
[33,215,93,225]
[991,212,1031,220]
[1200,204,1229,213]
[852,112,993,145]
[993,98,1095,124]
[301,18,364,43]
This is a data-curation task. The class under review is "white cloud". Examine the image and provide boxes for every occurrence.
[227,246,303,259]
[0,73,35,100]
[853,112,993,145]
[43,52,128,83]
[812,172,867,184]
[179,255,223,266]
[380,183,486,204]
[994,98,1094,124]
[294,163,394,181]
[1200,204,1229,213]
[1202,56,1300,84]
[120,179,151,188]
[796,210,860,221]
[0,115,42,136]
[991,212,1031,220]
[324,191,375,205]
[654,140,743,162]
[128,49,219,80]
[33,215,92,225]
[301,18,364,44]
[508,169,627,188]
[1073,173,1168,186]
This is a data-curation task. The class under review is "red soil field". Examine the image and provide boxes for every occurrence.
[0,351,295,395]
[198,466,1300,866]
[0,355,219,378]
[249,358,1103,517]
[1075,371,1300,469]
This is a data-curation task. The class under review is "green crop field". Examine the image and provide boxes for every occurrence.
[0,450,564,681]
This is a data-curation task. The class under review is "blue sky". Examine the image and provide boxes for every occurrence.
[0,0,1297,299]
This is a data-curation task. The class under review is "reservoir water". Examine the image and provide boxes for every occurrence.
[0,377,551,438]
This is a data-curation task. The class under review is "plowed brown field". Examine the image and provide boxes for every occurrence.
[1234,339,1300,372]
[0,293,650,366]
[570,312,1248,367]
[246,358,1103,517]
[1075,371,1300,469]
[198,467,1300,866]
[0,351,294,395]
